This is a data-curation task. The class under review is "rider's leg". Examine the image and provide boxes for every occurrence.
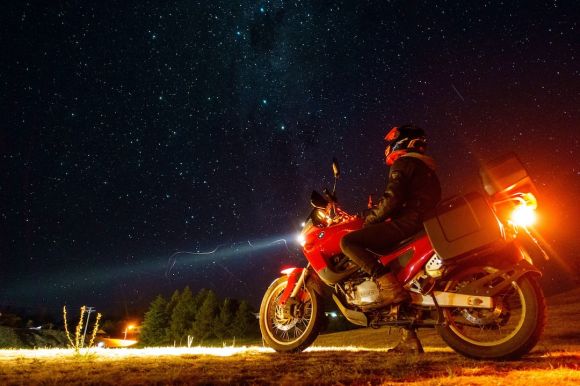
[339,221,404,276]
[340,222,409,305]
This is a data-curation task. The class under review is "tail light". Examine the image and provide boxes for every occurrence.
[508,193,537,228]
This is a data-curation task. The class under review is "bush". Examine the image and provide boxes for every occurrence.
[0,326,21,348]
[0,326,68,348]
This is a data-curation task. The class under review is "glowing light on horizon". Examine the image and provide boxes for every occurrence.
[0,345,458,360]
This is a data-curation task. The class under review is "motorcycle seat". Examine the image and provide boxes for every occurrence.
[397,230,426,247]
[367,230,426,256]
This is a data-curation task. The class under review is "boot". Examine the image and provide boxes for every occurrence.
[387,328,424,354]
[375,272,409,305]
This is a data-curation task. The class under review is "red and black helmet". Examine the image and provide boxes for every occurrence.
[384,125,427,165]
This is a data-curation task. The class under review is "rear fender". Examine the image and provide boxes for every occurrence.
[456,259,541,297]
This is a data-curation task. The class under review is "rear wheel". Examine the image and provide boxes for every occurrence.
[259,276,324,353]
[436,267,546,360]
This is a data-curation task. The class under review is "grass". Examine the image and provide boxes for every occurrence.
[0,346,577,385]
[0,288,579,385]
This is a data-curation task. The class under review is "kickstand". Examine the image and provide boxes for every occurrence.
[429,292,442,325]
[388,326,424,354]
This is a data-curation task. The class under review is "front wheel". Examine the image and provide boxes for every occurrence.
[259,276,324,353]
[437,267,546,360]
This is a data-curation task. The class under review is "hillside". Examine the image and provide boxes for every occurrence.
[0,326,67,349]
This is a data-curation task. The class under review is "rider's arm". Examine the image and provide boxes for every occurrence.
[363,158,411,226]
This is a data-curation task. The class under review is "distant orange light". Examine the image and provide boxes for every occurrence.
[100,338,138,348]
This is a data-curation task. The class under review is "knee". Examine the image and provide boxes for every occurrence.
[340,234,353,254]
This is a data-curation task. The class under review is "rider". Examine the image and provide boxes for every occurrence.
[340,125,441,307]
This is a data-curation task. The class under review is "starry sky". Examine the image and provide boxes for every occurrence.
[1,1,578,318]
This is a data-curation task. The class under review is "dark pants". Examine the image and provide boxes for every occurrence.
[340,220,420,277]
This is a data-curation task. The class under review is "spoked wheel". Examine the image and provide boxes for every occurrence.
[259,276,324,353]
[436,266,546,359]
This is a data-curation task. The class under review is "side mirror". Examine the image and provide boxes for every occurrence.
[332,158,340,179]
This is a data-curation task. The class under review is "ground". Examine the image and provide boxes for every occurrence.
[0,289,578,385]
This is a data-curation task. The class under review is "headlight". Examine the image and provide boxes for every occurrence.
[296,233,306,247]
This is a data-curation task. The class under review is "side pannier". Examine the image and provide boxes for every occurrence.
[423,192,505,260]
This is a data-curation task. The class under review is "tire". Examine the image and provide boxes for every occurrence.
[259,276,324,353]
[436,268,546,360]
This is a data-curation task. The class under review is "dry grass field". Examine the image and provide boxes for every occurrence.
[0,288,578,385]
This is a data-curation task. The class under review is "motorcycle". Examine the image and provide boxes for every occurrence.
[259,155,547,359]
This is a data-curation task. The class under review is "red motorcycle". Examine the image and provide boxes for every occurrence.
[259,155,547,359]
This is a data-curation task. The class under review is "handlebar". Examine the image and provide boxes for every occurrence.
[323,202,358,225]
[322,188,337,203]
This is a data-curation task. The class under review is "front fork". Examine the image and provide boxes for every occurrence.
[279,265,309,306]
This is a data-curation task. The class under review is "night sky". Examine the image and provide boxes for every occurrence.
[1,1,578,318]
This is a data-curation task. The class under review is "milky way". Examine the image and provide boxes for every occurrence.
[1,1,578,316]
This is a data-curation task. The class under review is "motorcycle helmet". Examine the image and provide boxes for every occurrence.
[384,125,427,166]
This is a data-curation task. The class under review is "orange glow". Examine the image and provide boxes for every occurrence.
[511,205,537,227]
[100,338,139,348]
[123,323,139,341]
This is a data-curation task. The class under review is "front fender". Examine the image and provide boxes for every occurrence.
[278,267,305,305]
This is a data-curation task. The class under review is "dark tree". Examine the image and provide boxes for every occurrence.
[192,290,219,342]
[139,295,170,346]
[168,287,196,345]
[193,288,210,309]
[213,297,237,340]
[166,289,181,315]
[139,286,260,346]
[231,300,258,339]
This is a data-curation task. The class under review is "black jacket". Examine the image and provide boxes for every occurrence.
[364,153,442,228]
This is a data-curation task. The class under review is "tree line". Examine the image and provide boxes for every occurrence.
[139,287,259,346]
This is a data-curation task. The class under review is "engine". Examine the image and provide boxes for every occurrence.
[343,277,382,307]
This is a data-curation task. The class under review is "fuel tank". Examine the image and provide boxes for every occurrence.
[302,217,363,272]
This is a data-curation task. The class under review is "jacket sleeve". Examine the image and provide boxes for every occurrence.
[364,159,410,226]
